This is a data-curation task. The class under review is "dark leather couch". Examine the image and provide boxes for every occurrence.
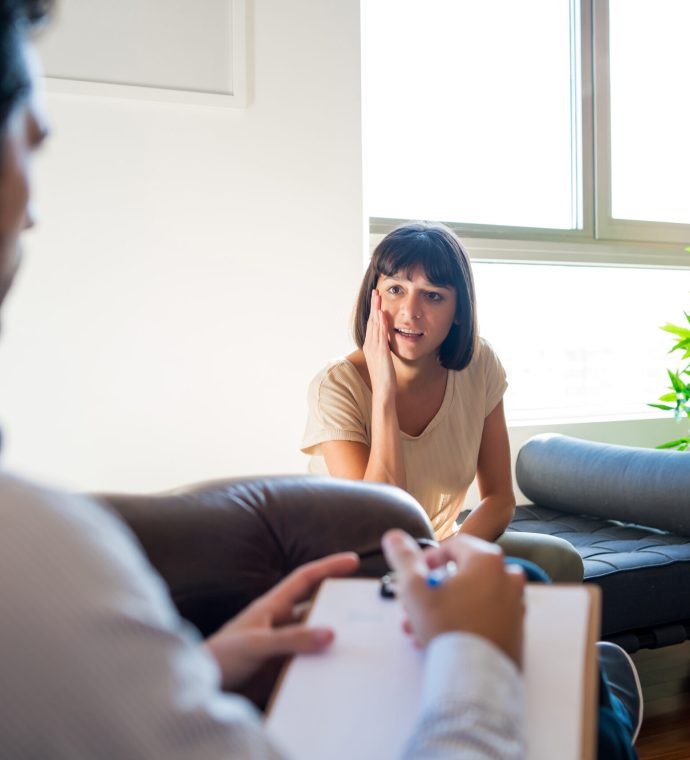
[509,434,690,652]
[98,475,436,639]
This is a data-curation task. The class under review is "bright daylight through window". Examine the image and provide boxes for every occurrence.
[608,0,690,225]
[362,0,690,422]
[363,0,579,230]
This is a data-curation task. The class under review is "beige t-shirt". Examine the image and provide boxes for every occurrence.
[301,339,508,539]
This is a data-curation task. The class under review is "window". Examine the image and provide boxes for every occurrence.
[472,262,690,421]
[596,0,690,242]
[363,0,579,232]
[363,0,690,251]
[362,0,690,422]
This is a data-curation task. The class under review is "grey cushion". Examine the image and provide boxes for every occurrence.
[516,433,690,536]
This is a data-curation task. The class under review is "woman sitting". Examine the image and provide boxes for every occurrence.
[302,221,582,582]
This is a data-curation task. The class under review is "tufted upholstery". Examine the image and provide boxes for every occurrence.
[512,434,690,652]
[509,504,690,648]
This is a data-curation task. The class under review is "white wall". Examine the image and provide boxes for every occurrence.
[0,0,364,492]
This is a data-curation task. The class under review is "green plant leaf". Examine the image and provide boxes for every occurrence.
[661,323,690,339]
[673,339,690,354]
[668,369,684,393]
[650,300,690,444]
[658,392,677,402]
[657,438,690,449]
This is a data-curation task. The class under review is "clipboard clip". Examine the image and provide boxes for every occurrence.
[379,572,397,599]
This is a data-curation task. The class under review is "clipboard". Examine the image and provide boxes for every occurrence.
[267,578,600,760]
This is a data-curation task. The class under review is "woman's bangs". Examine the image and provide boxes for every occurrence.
[375,236,456,289]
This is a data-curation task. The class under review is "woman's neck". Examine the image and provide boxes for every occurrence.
[392,353,446,391]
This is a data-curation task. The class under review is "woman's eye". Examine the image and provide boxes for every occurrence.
[387,285,402,295]
[426,292,443,302]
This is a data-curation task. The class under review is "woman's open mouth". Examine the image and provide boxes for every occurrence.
[394,327,424,340]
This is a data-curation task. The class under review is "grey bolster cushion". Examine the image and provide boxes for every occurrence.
[516,433,690,536]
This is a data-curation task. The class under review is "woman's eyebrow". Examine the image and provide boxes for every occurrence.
[380,274,453,290]
[379,274,408,283]
[414,280,454,291]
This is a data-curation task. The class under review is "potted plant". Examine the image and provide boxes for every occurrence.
[650,251,690,450]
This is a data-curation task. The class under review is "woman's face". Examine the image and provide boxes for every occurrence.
[376,266,457,362]
[0,45,48,316]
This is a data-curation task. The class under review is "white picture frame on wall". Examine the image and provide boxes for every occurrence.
[38,0,248,108]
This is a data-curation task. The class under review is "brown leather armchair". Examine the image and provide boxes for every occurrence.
[95,475,435,707]
[97,475,435,638]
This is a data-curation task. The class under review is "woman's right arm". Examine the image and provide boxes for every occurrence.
[321,290,406,489]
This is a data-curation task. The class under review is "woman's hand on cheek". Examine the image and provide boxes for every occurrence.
[363,289,397,397]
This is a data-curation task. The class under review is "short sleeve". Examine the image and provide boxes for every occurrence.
[481,340,508,417]
[301,362,370,455]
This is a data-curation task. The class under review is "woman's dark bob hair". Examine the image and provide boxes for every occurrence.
[353,221,478,371]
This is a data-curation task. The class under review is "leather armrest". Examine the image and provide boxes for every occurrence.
[95,475,434,636]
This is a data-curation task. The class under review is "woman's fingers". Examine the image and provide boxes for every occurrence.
[368,289,379,326]
[378,304,390,343]
[365,289,380,344]
[364,288,397,396]
[369,290,383,340]
[366,289,391,348]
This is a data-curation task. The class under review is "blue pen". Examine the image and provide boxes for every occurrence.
[380,560,459,598]
[426,561,457,588]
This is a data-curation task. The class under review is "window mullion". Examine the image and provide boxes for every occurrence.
[578,0,594,238]
[593,0,613,241]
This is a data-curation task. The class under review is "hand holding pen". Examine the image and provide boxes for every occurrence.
[381,530,526,668]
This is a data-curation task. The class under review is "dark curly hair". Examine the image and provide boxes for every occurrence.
[0,0,53,132]
[353,222,478,371]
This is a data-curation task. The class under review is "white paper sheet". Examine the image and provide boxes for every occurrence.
[267,579,594,760]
